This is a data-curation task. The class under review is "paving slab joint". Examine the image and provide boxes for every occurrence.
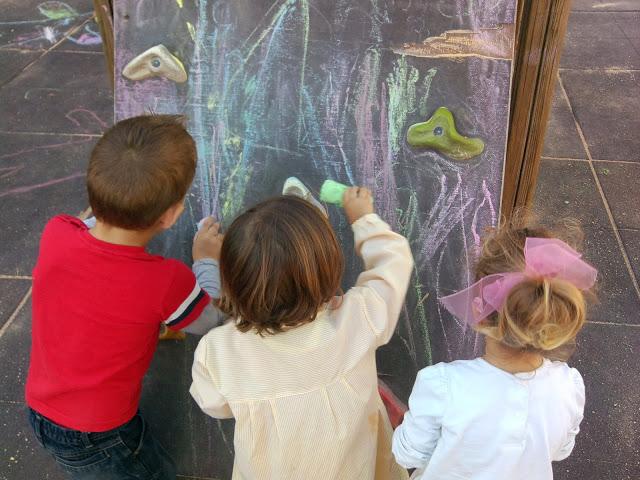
[557,73,640,301]
[0,286,32,339]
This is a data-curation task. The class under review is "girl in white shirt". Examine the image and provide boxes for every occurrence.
[392,220,597,480]
[190,188,413,480]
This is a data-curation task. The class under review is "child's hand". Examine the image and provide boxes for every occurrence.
[343,186,374,224]
[193,217,224,261]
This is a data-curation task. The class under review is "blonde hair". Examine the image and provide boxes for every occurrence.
[474,213,593,357]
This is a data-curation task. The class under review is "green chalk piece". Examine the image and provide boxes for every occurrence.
[407,107,485,161]
[320,180,349,207]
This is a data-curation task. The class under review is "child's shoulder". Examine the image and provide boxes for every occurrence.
[415,358,484,382]
[38,215,88,257]
[544,360,584,388]
[196,321,247,369]
[43,214,87,236]
[201,320,240,344]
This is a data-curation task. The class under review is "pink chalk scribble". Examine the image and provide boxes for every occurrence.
[482,179,497,225]
[65,108,110,132]
[0,165,25,180]
[0,172,84,198]
[471,179,497,246]
[0,138,93,161]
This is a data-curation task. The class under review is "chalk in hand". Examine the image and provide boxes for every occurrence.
[197,217,208,231]
[319,180,349,207]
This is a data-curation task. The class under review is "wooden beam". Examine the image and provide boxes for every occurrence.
[502,0,572,219]
[93,0,114,90]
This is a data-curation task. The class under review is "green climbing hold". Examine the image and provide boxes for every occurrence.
[407,107,485,161]
[320,180,349,207]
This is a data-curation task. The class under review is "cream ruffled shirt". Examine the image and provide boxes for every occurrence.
[190,214,413,480]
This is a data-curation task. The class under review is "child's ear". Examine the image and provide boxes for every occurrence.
[157,199,186,230]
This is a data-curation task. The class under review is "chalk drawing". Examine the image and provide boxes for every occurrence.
[65,108,110,132]
[0,166,25,180]
[37,1,78,20]
[0,172,84,198]
[0,137,93,161]
[67,24,102,46]
[115,0,516,400]
[0,2,95,50]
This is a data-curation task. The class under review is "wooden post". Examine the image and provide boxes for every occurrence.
[502,0,573,219]
[93,0,114,89]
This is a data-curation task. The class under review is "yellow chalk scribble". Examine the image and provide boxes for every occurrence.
[207,95,217,110]
[187,22,196,42]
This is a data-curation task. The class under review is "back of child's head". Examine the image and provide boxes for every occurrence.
[474,215,592,354]
[87,114,196,229]
[220,196,344,335]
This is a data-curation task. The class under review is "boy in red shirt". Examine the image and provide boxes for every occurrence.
[26,114,224,480]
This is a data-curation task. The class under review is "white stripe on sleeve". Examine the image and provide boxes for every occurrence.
[164,282,201,324]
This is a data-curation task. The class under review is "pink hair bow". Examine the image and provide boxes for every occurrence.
[439,238,597,325]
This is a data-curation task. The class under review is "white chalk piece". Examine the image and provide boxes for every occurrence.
[83,216,97,229]
[197,217,208,231]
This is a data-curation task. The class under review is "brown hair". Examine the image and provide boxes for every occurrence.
[474,214,592,356]
[87,114,196,229]
[219,196,344,335]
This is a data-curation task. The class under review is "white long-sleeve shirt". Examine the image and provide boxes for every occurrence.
[392,358,585,480]
[190,214,414,480]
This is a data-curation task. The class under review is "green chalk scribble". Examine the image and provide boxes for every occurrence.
[397,190,432,365]
[419,68,437,117]
[207,94,217,111]
[38,1,78,20]
[224,135,241,149]
[386,56,419,155]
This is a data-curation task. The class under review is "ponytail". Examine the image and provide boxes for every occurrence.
[493,277,586,351]
[472,214,593,356]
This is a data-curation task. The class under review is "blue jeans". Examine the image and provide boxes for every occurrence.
[28,408,176,480]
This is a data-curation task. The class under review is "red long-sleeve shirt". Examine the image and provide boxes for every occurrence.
[26,215,209,432]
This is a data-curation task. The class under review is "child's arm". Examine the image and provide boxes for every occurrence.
[180,304,225,335]
[392,364,448,469]
[190,339,233,418]
[343,187,414,346]
[176,218,228,335]
[193,258,221,298]
[179,259,227,335]
[553,368,585,461]
[161,263,225,333]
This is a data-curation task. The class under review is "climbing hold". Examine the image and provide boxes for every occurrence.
[407,107,485,161]
[122,45,188,83]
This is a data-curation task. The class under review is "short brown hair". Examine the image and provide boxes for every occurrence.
[474,213,592,356]
[219,196,344,335]
[87,114,196,229]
